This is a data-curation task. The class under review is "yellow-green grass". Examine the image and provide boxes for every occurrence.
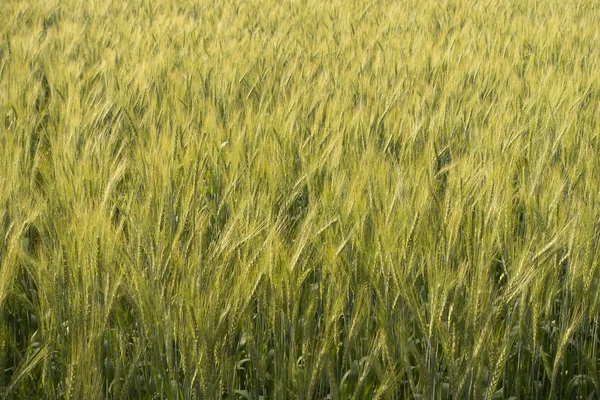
[1,0,599,398]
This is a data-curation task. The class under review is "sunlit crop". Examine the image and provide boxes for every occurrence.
[1,0,599,398]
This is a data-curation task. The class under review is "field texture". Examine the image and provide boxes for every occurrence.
[1,0,600,398]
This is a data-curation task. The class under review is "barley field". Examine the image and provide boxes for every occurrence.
[1,0,599,398]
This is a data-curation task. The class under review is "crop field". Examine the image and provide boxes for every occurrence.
[1,0,600,398]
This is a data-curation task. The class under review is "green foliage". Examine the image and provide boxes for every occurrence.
[1,0,599,398]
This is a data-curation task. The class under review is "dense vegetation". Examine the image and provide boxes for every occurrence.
[1,0,599,398]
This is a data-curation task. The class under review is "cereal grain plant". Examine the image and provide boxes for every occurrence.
[1,0,599,398]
